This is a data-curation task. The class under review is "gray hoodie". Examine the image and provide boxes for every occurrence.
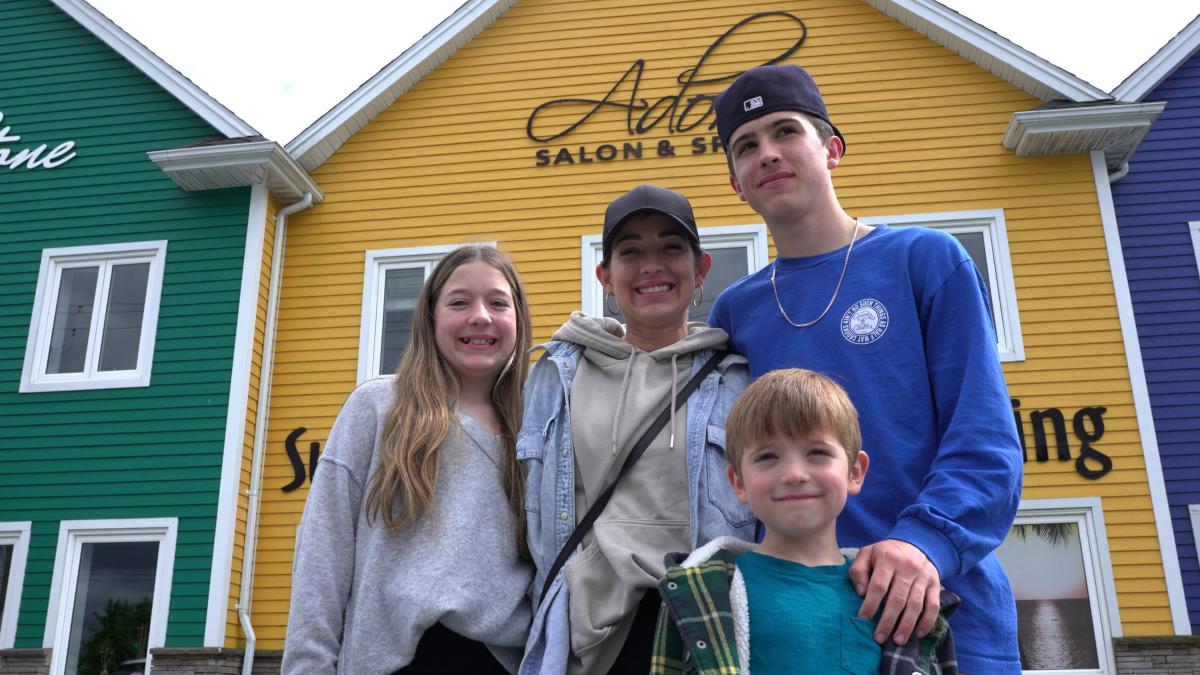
[552,313,730,675]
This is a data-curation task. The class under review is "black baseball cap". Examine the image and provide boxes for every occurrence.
[715,64,845,152]
[602,184,699,261]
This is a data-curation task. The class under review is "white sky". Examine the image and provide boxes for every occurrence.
[87,0,1200,143]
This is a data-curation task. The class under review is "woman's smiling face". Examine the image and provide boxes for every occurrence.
[597,213,709,341]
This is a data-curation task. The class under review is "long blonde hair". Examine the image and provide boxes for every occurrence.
[365,245,532,557]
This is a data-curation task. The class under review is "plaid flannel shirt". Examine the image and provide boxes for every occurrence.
[651,548,960,675]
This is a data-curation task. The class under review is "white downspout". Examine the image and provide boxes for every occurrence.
[238,192,314,675]
[1109,161,1130,182]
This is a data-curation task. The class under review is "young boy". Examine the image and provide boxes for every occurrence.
[707,64,1023,672]
[650,369,958,675]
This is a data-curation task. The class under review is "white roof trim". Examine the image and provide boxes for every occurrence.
[289,0,1109,172]
[864,0,1108,103]
[49,0,257,138]
[148,140,324,203]
[1002,102,1166,170]
[1112,14,1200,102]
[287,0,515,171]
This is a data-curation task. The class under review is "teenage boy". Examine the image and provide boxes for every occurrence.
[707,64,1023,673]
[651,369,958,675]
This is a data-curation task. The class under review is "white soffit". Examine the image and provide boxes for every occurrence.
[1112,13,1200,102]
[1002,102,1167,170]
[49,0,257,138]
[286,0,516,172]
[148,140,324,203]
[864,0,1109,103]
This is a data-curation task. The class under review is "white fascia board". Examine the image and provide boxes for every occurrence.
[148,141,324,203]
[1112,14,1200,102]
[869,0,1110,102]
[286,0,515,171]
[1004,102,1167,140]
[49,0,257,138]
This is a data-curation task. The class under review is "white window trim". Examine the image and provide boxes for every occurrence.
[1190,504,1200,569]
[357,243,495,384]
[20,241,167,393]
[859,209,1025,362]
[1189,222,1200,278]
[0,522,31,649]
[580,224,769,316]
[43,518,177,675]
[1012,497,1121,675]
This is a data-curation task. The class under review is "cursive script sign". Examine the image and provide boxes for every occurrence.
[526,11,807,164]
[0,111,77,170]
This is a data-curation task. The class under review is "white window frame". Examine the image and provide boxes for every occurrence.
[43,518,176,675]
[1188,221,1200,278]
[859,209,1024,362]
[1008,497,1121,675]
[20,241,167,392]
[580,224,769,316]
[0,522,32,648]
[357,243,495,384]
[1190,504,1200,568]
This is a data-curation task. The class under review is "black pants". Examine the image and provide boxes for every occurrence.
[606,589,662,675]
[393,622,511,675]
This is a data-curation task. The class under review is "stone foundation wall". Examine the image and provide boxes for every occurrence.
[148,648,282,675]
[1114,636,1200,674]
[0,649,51,675]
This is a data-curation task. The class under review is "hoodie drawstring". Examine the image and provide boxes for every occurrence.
[611,354,636,455]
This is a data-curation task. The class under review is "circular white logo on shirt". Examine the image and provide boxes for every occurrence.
[841,299,889,344]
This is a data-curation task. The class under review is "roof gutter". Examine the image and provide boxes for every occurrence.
[237,192,314,675]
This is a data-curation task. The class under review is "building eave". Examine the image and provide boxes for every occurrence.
[286,0,515,172]
[50,0,257,138]
[863,0,1109,103]
[148,140,324,203]
[1112,14,1200,102]
[1002,102,1167,171]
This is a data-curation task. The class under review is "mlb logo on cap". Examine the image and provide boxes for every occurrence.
[743,96,763,112]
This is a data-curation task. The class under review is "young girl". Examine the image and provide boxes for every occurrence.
[283,245,534,674]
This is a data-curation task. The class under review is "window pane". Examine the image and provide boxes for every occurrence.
[379,267,425,375]
[47,266,99,374]
[64,541,157,675]
[995,523,1101,670]
[949,232,995,318]
[98,263,150,372]
[691,247,749,323]
[0,544,11,618]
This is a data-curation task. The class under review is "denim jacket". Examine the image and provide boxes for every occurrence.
[517,340,755,675]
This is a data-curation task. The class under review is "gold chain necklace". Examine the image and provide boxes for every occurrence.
[770,220,861,328]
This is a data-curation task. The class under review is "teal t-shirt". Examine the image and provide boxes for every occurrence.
[737,551,882,674]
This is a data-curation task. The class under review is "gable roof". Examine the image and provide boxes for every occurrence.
[286,0,1109,173]
[1112,13,1200,102]
[50,0,257,138]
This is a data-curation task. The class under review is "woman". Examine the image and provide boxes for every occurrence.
[519,185,755,675]
[284,245,533,674]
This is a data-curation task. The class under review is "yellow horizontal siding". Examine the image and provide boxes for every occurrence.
[245,0,1172,647]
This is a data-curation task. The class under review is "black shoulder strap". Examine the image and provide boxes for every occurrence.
[538,350,727,605]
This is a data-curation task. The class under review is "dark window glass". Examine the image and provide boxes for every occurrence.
[47,267,99,374]
[98,263,150,372]
[64,541,158,675]
[379,267,426,375]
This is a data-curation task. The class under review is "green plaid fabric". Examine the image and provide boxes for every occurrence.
[651,547,960,675]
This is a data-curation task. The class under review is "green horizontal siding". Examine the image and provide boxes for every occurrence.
[0,0,253,648]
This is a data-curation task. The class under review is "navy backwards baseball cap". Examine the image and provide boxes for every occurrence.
[715,64,845,153]
[602,184,699,261]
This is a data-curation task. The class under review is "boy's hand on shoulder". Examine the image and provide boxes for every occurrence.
[849,539,940,647]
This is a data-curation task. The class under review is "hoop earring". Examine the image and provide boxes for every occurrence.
[604,293,620,315]
[692,285,704,308]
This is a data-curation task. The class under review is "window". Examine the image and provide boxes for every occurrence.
[0,522,31,649]
[581,224,769,320]
[994,498,1120,674]
[358,244,495,383]
[859,210,1024,362]
[1189,222,1200,278]
[44,519,176,675]
[20,241,167,392]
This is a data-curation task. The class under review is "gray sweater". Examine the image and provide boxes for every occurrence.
[282,377,532,674]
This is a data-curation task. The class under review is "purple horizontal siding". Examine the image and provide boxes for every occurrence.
[1112,53,1200,632]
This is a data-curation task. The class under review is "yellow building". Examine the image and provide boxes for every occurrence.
[221,0,1189,672]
